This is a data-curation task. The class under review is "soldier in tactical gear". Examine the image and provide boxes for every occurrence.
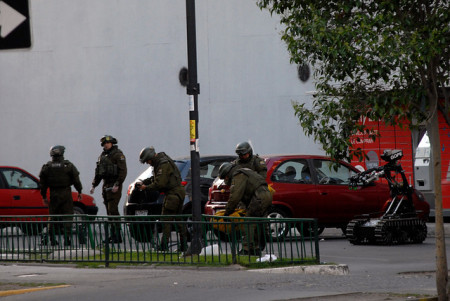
[90,135,127,243]
[219,162,272,256]
[39,145,83,246]
[233,141,267,178]
[138,147,188,252]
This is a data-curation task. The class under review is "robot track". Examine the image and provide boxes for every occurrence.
[346,217,427,245]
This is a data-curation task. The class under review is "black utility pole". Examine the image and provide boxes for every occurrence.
[185,0,202,254]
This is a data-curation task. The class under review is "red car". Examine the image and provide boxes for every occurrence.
[205,155,430,238]
[0,166,98,233]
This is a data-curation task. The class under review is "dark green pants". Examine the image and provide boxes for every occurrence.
[242,187,272,252]
[47,187,73,242]
[160,194,187,248]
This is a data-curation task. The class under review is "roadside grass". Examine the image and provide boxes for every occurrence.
[59,250,318,268]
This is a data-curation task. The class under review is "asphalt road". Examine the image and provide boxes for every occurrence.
[0,223,448,301]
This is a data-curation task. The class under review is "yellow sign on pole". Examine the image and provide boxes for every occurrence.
[190,120,196,142]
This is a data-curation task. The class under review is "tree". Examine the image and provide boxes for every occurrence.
[257,1,450,299]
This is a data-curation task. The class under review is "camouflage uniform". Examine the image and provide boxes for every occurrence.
[39,156,82,246]
[92,144,127,242]
[232,154,267,178]
[224,168,272,255]
[142,152,187,251]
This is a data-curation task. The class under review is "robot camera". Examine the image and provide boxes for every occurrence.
[380,149,403,163]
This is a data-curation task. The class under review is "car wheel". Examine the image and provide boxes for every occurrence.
[128,221,155,243]
[72,206,92,244]
[19,222,45,236]
[73,206,86,230]
[266,207,291,241]
[295,224,325,238]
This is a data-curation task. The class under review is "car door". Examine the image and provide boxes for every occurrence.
[0,168,48,216]
[269,159,318,218]
[311,159,387,224]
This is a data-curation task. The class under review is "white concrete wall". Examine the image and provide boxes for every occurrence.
[0,0,323,215]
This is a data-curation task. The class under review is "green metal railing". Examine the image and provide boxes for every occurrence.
[0,215,320,267]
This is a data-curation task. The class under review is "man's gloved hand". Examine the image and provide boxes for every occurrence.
[111,185,119,193]
[90,186,95,194]
[223,210,232,217]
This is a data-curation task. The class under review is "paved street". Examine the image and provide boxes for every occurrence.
[0,223,448,301]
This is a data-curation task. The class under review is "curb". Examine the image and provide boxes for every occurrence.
[248,264,349,275]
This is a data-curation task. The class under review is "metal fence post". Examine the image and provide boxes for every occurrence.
[104,220,110,267]
[231,222,237,264]
[314,219,320,263]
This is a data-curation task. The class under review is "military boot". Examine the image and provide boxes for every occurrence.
[177,237,188,253]
[111,229,123,243]
[110,226,123,243]
[157,237,169,251]
[41,233,58,246]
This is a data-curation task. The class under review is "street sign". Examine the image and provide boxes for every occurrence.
[0,0,31,50]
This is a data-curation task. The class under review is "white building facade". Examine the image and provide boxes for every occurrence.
[0,0,322,214]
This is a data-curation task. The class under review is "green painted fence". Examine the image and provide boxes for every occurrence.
[0,215,320,267]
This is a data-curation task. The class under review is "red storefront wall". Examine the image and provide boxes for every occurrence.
[350,112,450,211]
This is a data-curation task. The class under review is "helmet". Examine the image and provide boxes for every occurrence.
[50,145,65,157]
[235,141,253,157]
[139,147,156,164]
[100,135,117,146]
[218,162,234,179]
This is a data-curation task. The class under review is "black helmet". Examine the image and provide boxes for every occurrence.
[100,135,117,146]
[218,162,234,179]
[235,141,253,157]
[50,145,65,157]
[139,147,156,164]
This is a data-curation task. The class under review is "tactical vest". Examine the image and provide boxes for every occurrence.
[235,168,267,191]
[45,160,73,188]
[235,155,264,172]
[159,153,182,191]
[96,149,119,179]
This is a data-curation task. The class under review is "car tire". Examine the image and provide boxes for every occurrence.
[266,207,291,241]
[19,222,44,236]
[128,222,155,243]
[73,206,87,230]
[295,224,325,238]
